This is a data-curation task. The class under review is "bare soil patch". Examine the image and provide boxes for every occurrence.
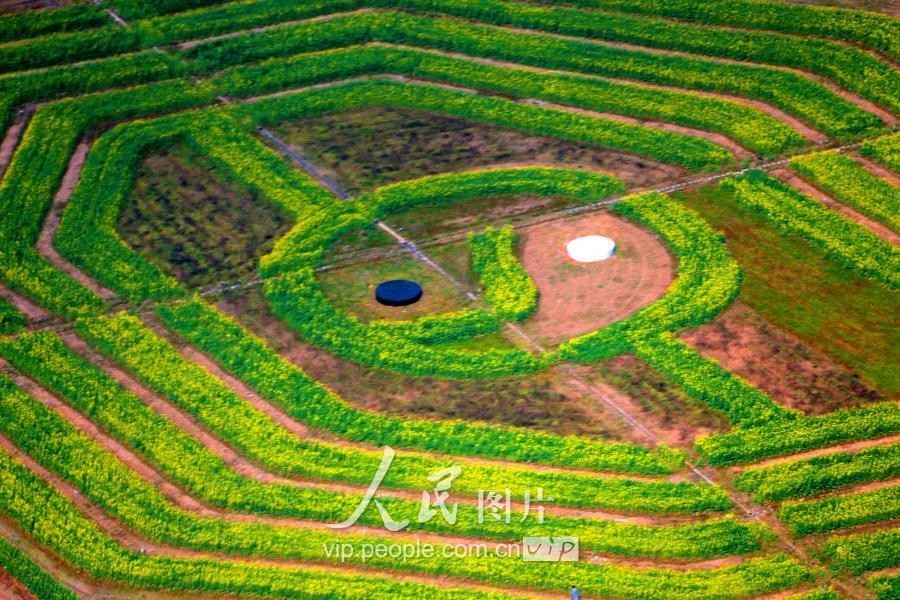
[575,357,731,449]
[517,210,674,347]
[681,302,882,414]
[120,142,293,289]
[0,107,32,179]
[271,107,687,197]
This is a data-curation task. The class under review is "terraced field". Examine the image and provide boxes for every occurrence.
[0,0,897,598]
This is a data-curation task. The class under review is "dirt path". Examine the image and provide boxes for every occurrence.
[773,168,900,245]
[735,433,900,472]
[36,140,117,301]
[0,106,34,180]
[854,153,900,187]
[0,286,48,322]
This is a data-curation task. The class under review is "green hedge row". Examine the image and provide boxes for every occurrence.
[722,171,900,290]
[1,0,887,141]
[0,50,185,132]
[0,4,108,43]
[0,79,215,317]
[211,45,802,158]
[630,333,795,429]
[183,10,878,139]
[735,443,900,502]
[554,0,900,62]
[0,299,25,335]
[141,0,361,45]
[791,151,900,233]
[80,312,718,512]
[0,330,759,559]
[0,26,143,76]
[696,402,900,466]
[468,226,538,322]
[56,116,190,302]
[158,298,688,477]
[0,536,76,600]
[0,444,510,599]
[823,528,900,575]
[861,132,900,175]
[0,377,810,599]
[389,0,899,114]
[870,574,900,599]
[779,485,900,535]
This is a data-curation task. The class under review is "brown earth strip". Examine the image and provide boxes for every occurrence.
[773,168,900,245]
[681,302,884,416]
[0,286,48,321]
[0,106,33,179]
[853,153,900,186]
[36,140,117,300]
[0,566,37,600]
[735,433,900,472]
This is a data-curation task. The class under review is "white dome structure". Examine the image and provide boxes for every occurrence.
[566,235,616,262]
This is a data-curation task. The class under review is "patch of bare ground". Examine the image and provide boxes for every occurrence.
[216,285,635,441]
[774,168,900,245]
[120,142,293,289]
[517,210,675,347]
[572,357,731,450]
[270,107,687,197]
[681,302,882,415]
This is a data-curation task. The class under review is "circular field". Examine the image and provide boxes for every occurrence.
[518,211,675,346]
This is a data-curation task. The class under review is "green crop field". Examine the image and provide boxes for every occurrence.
[0,0,896,598]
